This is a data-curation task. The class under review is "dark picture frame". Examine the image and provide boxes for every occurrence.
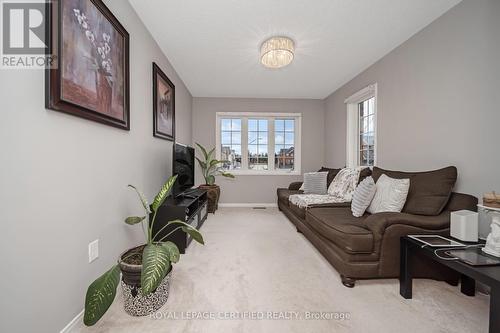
[152,63,175,141]
[45,0,130,130]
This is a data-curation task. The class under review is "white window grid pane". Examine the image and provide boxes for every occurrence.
[248,119,269,170]
[231,119,241,131]
[357,97,376,167]
[220,118,243,170]
[275,119,295,170]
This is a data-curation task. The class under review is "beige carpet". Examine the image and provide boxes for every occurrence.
[75,208,489,333]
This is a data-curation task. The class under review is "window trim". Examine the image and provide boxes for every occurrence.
[215,112,302,176]
[344,84,378,168]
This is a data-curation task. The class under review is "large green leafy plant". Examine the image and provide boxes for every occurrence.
[83,175,204,326]
[195,143,235,185]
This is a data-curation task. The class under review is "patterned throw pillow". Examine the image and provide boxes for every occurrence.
[351,177,376,217]
[302,172,328,194]
[327,168,362,202]
[367,174,410,214]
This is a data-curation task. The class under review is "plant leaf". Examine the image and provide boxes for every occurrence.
[128,185,150,213]
[161,241,180,263]
[163,220,205,245]
[196,142,209,160]
[220,172,235,179]
[207,175,215,185]
[151,175,178,212]
[124,216,146,225]
[209,159,221,168]
[207,147,215,159]
[84,265,120,326]
[181,226,205,245]
[141,244,171,295]
[195,157,207,170]
[208,160,227,173]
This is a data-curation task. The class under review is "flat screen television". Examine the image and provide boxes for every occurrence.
[172,143,195,197]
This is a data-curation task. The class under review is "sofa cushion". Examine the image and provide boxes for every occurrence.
[327,168,361,201]
[351,176,376,217]
[318,167,342,187]
[358,167,372,184]
[306,207,374,254]
[289,201,351,220]
[288,182,303,191]
[277,189,302,207]
[303,172,328,194]
[372,166,457,216]
[367,174,410,214]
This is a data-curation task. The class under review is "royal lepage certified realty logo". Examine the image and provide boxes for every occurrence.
[1,0,56,69]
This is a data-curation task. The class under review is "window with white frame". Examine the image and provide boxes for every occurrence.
[220,118,242,170]
[345,84,377,168]
[216,113,301,175]
[358,97,375,166]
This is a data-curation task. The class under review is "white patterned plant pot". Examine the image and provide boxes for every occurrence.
[121,270,172,317]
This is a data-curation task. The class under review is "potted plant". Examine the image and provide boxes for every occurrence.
[195,143,235,213]
[83,175,204,326]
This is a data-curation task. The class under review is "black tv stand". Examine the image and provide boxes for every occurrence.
[181,188,198,195]
[152,188,208,253]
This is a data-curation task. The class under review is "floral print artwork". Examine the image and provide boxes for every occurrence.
[60,0,126,120]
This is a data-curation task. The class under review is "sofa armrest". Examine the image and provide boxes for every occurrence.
[365,211,451,237]
[288,182,303,191]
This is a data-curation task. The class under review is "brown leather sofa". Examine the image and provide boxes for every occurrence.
[277,166,478,287]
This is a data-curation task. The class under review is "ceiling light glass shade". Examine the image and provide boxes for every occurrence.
[260,37,295,69]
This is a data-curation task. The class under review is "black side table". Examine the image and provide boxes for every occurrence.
[400,236,500,333]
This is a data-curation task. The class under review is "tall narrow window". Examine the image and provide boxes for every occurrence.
[358,97,375,166]
[345,84,377,168]
[274,119,295,170]
[248,119,268,170]
[220,118,242,170]
[216,113,301,175]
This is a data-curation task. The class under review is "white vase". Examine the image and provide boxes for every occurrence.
[482,213,500,257]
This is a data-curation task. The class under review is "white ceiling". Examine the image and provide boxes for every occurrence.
[129,0,461,99]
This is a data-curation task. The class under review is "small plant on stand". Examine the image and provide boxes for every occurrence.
[195,143,235,213]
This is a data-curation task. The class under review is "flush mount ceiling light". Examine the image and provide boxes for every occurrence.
[260,36,295,69]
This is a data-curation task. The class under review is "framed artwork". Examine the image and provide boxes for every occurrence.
[46,0,130,130]
[152,63,175,141]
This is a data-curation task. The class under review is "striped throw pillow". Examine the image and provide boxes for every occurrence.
[303,172,328,194]
[351,176,376,217]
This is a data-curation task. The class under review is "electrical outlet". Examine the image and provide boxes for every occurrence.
[88,239,99,263]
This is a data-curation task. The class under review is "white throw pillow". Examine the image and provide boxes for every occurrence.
[367,174,410,214]
[301,172,328,194]
[351,177,376,217]
[327,167,362,202]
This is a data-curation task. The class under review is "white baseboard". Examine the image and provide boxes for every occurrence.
[218,203,277,208]
[60,309,84,333]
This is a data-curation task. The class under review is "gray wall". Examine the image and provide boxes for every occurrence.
[325,0,500,199]
[192,98,326,204]
[0,1,192,332]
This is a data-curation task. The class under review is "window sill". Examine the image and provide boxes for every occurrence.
[224,170,301,176]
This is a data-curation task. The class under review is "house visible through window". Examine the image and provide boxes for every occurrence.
[274,119,295,170]
[220,119,242,170]
[217,113,301,175]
